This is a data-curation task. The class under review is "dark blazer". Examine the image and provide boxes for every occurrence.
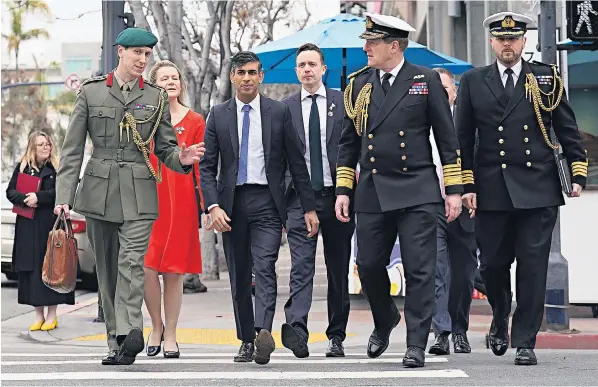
[336,61,464,213]
[450,104,475,233]
[200,95,316,224]
[281,87,349,194]
[457,60,587,211]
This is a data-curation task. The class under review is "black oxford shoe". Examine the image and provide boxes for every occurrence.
[488,319,509,356]
[452,333,471,354]
[325,337,345,357]
[402,346,425,368]
[254,329,276,365]
[116,328,145,365]
[514,348,537,365]
[281,323,309,358]
[234,342,255,362]
[101,350,118,365]
[428,332,450,355]
[367,313,401,358]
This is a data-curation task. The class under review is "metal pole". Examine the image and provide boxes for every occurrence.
[540,0,569,332]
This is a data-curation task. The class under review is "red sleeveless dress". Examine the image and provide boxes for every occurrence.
[145,109,205,274]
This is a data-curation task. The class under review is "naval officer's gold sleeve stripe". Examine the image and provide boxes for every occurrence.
[444,176,463,186]
[337,167,356,175]
[462,170,474,185]
[337,177,354,190]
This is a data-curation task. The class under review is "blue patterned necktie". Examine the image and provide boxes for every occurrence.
[237,104,251,185]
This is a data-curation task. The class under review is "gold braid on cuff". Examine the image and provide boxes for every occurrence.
[442,164,463,186]
[461,169,474,185]
[336,166,356,190]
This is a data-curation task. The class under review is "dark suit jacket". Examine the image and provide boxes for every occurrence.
[451,104,475,233]
[199,95,317,224]
[457,60,587,211]
[336,61,464,213]
[281,87,350,195]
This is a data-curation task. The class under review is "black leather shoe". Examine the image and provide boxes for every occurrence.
[367,313,400,358]
[234,342,255,362]
[488,318,509,356]
[281,323,309,358]
[402,346,425,368]
[146,324,164,357]
[101,350,118,365]
[164,342,180,358]
[514,348,537,365]
[325,337,345,357]
[116,328,145,365]
[452,333,471,353]
[428,332,450,355]
[254,329,276,365]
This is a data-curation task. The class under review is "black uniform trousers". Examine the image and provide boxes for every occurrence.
[476,207,558,349]
[284,188,354,341]
[356,202,438,350]
[222,184,283,342]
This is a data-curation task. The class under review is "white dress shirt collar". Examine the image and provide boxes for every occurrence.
[236,93,261,113]
[379,58,405,83]
[301,84,327,101]
[496,59,523,79]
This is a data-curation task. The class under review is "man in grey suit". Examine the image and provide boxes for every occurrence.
[428,67,478,356]
[280,44,355,358]
[200,51,319,365]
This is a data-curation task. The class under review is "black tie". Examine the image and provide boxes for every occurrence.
[382,73,392,95]
[308,95,324,191]
[504,68,515,100]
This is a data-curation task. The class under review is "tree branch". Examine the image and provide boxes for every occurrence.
[149,0,171,56]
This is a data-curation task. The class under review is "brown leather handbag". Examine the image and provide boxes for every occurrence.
[42,209,78,293]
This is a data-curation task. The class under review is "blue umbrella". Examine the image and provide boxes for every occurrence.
[253,13,473,89]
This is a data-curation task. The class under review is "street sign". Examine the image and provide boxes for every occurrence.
[567,1,598,41]
[65,74,81,90]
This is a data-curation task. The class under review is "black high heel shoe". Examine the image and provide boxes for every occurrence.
[146,324,164,357]
[163,342,180,358]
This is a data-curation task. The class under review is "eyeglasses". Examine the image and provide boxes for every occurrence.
[36,143,52,148]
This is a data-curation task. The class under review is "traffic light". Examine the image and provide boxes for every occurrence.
[566,1,598,41]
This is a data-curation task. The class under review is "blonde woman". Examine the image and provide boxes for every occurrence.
[6,131,75,331]
[144,60,205,358]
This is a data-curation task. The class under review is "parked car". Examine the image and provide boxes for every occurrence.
[1,182,98,291]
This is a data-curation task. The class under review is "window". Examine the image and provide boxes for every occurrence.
[65,57,92,74]
[569,87,598,187]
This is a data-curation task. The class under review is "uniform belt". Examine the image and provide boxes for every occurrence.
[314,186,335,196]
[92,148,145,163]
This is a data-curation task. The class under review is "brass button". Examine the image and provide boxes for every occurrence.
[501,163,507,169]
[526,150,531,155]
[527,162,532,167]
[403,167,408,172]
[401,155,407,160]
[99,111,103,116]
[399,131,405,136]
[372,169,377,174]
[370,157,375,162]
[524,125,528,130]
[368,134,373,139]
[400,143,405,148]
[500,151,505,156]
[499,139,504,144]
[498,126,503,131]
[524,137,529,143]
[368,145,373,150]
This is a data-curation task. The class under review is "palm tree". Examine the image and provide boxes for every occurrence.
[2,0,51,81]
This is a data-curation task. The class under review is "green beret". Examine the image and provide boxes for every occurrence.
[114,28,158,48]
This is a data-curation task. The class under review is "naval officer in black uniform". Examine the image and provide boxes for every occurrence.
[457,12,588,366]
[335,13,464,368]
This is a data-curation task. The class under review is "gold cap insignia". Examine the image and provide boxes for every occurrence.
[365,16,373,29]
[502,16,515,28]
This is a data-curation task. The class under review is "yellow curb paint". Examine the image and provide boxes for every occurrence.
[73,328,356,346]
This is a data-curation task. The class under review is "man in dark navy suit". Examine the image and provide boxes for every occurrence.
[428,67,478,357]
[280,43,355,359]
[200,51,319,365]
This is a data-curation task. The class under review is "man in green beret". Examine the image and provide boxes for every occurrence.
[54,27,205,366]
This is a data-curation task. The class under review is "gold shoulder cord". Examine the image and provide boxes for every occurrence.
[525,65,564,150]
[120,90,166,183]
[344,67,372,136]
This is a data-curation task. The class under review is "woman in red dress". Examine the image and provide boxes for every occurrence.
[144,60,205,358]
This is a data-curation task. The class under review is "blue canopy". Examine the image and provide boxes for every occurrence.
[254,14,473,89]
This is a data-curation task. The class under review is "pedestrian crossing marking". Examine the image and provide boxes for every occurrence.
[71,328,356,346]
[0,351,417,358]
[1,370,469,381]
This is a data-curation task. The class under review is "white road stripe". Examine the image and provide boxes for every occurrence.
[1,357,448,366]
[2,370,469,380]
[0,352,415,358]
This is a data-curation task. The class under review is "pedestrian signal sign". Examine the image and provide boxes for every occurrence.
[567,1,598,41]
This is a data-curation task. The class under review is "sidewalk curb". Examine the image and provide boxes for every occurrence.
[57,296,99,317]
[536,332,598,349]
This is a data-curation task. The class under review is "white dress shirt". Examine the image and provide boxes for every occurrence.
[301,84,333,187]
[496,59,522,87]
[236,94,267,186]
[379,58,405,87]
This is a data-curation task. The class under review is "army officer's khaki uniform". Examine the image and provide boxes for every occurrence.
[55,71,189,351]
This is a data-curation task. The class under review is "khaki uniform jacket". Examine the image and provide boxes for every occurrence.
[55,72,189,223]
